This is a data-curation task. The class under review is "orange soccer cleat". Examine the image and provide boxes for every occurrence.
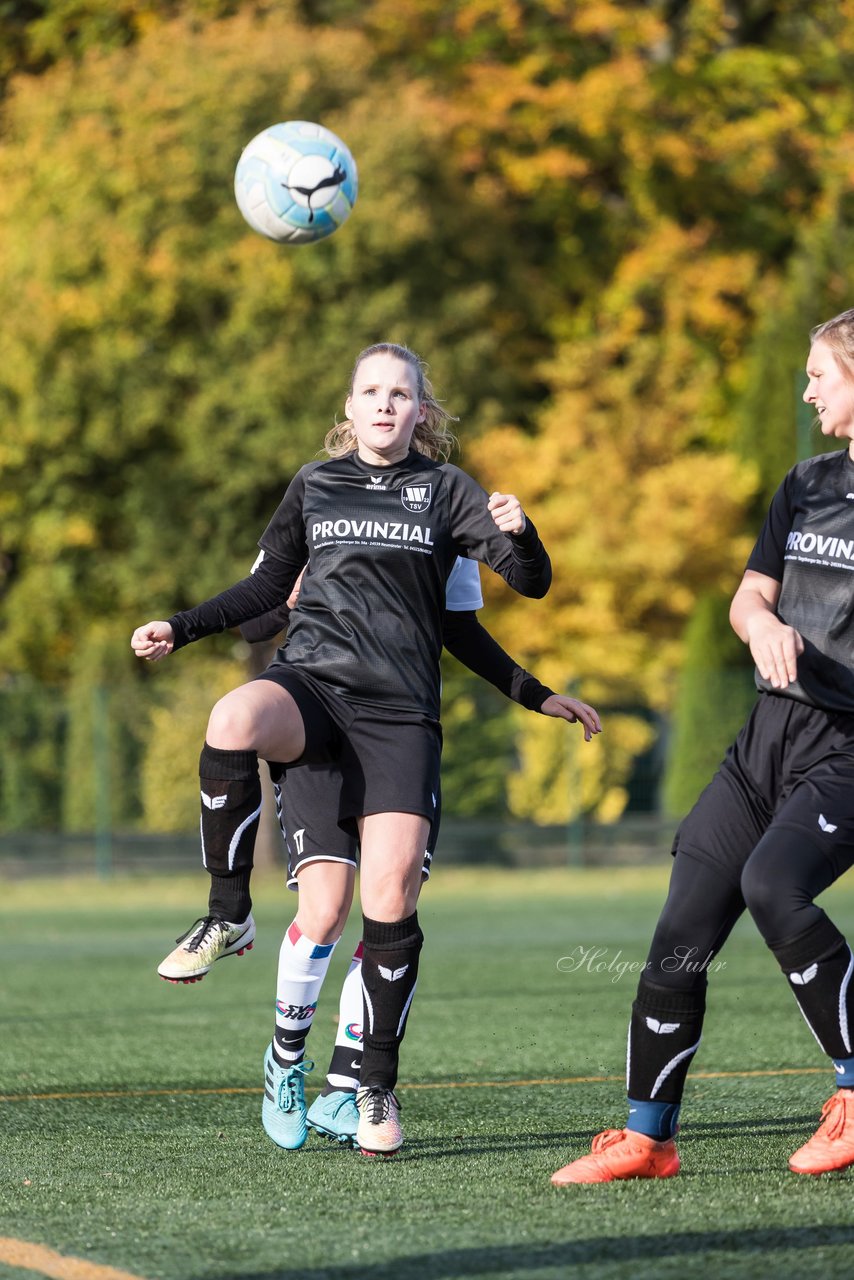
[551,1128,680,1185]
[789,1090,854,1175]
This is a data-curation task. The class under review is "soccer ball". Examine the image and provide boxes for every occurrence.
[234,120,358,244]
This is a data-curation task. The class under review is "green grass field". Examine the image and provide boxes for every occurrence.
[3,864,854,1280]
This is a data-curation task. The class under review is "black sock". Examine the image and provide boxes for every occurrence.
[359,912,423,1091]
[627,974,706,1105]
[199,742,261,921]
[770,917,854,1060]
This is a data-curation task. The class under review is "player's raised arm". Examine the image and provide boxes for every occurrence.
[131,620,175,662]
[447,471,551,598]
[487,491,527,534]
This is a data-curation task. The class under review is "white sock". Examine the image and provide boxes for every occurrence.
[325,942,364,1091]
[272,920,337,1066]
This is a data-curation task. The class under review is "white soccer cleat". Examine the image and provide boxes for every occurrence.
[356,1085,403,1156]
[157,914,256,983]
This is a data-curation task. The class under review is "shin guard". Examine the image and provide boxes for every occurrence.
[771,917,854,1059]
[360,914,423,1090]
[199,742,261,921]
[627,974,706,1105]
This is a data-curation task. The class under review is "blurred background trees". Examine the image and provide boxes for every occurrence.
[2,0,854,837]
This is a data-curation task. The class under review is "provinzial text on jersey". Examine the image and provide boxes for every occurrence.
[311,520,434,546]
[785,530,854,561]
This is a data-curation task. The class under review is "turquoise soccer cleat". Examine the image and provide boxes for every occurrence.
[261,1048,313,1151]
[307,1090,359,1147]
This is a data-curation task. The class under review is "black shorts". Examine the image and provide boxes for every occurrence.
[255,663,442,884]
[269,762,440,889]
[673,692,854,885]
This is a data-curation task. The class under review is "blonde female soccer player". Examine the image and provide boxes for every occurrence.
[132,342,551,1156]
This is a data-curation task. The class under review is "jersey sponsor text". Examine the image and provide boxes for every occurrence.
[311,519,434,547]
[785,529,854,562]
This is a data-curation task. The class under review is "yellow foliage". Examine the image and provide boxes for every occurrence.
[4,0,851,830]
[139,653,246,833]
[507,708,656,824]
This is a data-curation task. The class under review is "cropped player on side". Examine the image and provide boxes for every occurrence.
[552,307,854,1185]
[132,342,552,1156]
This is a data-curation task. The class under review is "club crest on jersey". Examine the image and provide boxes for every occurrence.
[401,483,432,513]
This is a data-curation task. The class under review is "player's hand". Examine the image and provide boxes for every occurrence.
[131,621,175,662]
[745,613,804,689]
[540,694,602,742]
[488,492,526,535]
[287,567,307,610]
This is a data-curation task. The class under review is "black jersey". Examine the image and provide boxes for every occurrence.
[746,449,854,712]
[169,449,550,718]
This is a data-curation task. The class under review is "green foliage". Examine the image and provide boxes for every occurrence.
[438,656,516,818]
[735,204,854,507]
[61,625,145,831]
[0,6,552,688]
[4,1,854,830]
[0,677,65,829]
[662,592,756,819]
[0,1,251,79]
[138,648,245,831]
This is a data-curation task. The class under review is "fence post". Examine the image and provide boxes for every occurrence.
[566,683,583,867]
[93,684,112,878]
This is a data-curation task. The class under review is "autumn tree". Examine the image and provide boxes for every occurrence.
[5,0,854,832]
[0,5,556,829]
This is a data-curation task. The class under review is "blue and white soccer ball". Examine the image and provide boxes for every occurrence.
[234,120,358,244]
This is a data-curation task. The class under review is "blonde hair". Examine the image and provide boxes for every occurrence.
[810,309,854,382]
[323,342,458,462]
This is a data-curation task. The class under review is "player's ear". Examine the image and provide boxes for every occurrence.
[344,395,353,421]
[416,401,427,423]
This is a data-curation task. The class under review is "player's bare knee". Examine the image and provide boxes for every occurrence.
[207,693,259,750]
[361,883,421,923]
[296,901,348,944]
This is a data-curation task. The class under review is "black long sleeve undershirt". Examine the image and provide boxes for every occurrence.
[240,606,555,713]
[440,610,555,712]
[167,553,298,651]
[239,600,292,644]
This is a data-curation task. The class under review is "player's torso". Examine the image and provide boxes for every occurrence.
[284,453,458,713]
[778,456,854,643]
[774,453,854,710]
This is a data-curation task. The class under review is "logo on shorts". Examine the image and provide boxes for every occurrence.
[818,813,838,833]
[290,827,306,856]
[401,483,431,513]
